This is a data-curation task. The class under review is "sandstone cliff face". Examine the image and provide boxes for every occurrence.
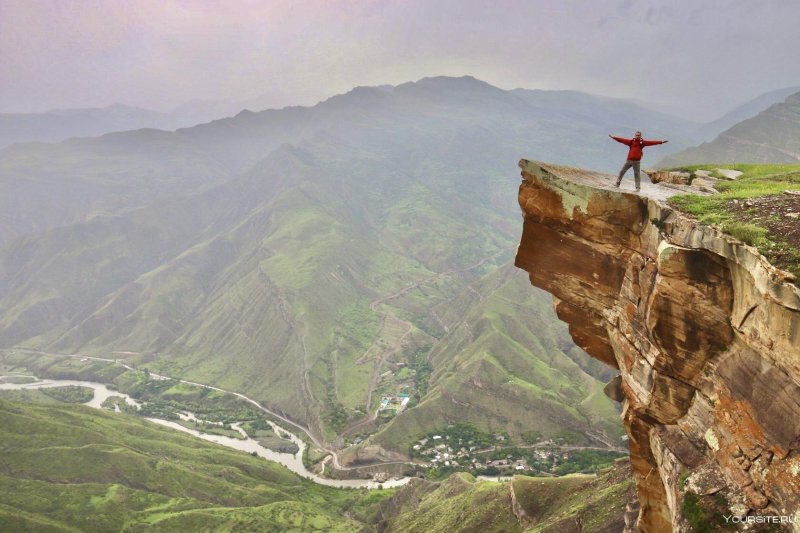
[514,160,800,532]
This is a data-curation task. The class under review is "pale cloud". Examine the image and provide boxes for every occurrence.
[1,0,798,120]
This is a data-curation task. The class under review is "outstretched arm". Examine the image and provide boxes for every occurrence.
[609,134,631,145]
[643,139,668,146]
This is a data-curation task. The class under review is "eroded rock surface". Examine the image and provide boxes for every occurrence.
[514,160,800,532]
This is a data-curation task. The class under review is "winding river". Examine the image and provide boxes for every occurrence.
[0,376,410,489]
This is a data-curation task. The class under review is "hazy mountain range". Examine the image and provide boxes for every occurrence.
[659,90,800,167]
[0,91,308,150]
[4,80,794,162]
[1,75,796,454]
[694,85,800,141]
[0,103,232,151]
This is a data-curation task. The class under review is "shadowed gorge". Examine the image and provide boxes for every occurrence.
[514,160,800,532]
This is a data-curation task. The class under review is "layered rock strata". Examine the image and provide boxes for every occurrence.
[514,160,800,532]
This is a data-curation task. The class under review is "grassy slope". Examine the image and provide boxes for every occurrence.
[510,460,634,532]
[379,473,523,533]
[0,395,630,533]
[1,78,628,445]
[369,265,624,453]
[666,163,800,277]
[657,91,800,168]
[375,460,634,533]
[0,399,391,532]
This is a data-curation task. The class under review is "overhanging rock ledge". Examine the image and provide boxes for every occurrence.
[514,159,800,532]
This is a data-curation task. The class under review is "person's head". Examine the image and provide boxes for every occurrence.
[634,131,642,139]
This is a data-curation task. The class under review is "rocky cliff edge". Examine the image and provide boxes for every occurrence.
[514,159,800,532]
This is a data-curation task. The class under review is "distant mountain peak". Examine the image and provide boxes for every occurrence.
[695,85,800,141]
[399,75,502,93]
[659,89,800,167]
[416,74,485,84]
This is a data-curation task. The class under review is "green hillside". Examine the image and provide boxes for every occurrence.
[364,265,624,455]
[0,396,632,532]
[0,399,390,532]
[374,460,634,532]
[658,91,800,167]
[0,76,629,451]
[378,473,523,532]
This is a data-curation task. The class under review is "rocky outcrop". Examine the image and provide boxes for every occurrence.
[643,168,744,196]
[645,170,692,185]
[514,160,800,532]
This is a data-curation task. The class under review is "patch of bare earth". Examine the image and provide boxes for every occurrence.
[726,193,800,277]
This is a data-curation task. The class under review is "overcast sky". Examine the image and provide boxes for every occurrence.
[1,0,799,120]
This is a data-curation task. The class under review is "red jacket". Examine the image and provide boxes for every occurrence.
[611,136,665,161]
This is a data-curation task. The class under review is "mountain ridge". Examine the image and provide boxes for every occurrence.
[0,103,234,150]
[0,75,691,454]
[695,85,800,141]
[658,91,800,167]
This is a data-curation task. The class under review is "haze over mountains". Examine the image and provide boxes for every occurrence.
[0,76,704,248]
[0,91,310,151]
[0,103,236,151]
[693,85,800,141]
[659,89,800,167]
[0,75,795,456]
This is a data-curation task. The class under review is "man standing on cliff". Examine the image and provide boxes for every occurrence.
[609,131,668,191]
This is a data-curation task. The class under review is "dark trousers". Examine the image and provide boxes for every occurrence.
[617,159,641,189]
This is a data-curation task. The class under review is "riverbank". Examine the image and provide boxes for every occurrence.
[0,398,395,531]
[0,375,410,490]
[2,349,627,481]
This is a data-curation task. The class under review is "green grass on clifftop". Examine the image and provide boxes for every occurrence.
[666,164,800,278]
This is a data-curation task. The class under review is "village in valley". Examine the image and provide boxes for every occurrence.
[343,346,626,480]
[339,331,626,481]
[408,424,626,478]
